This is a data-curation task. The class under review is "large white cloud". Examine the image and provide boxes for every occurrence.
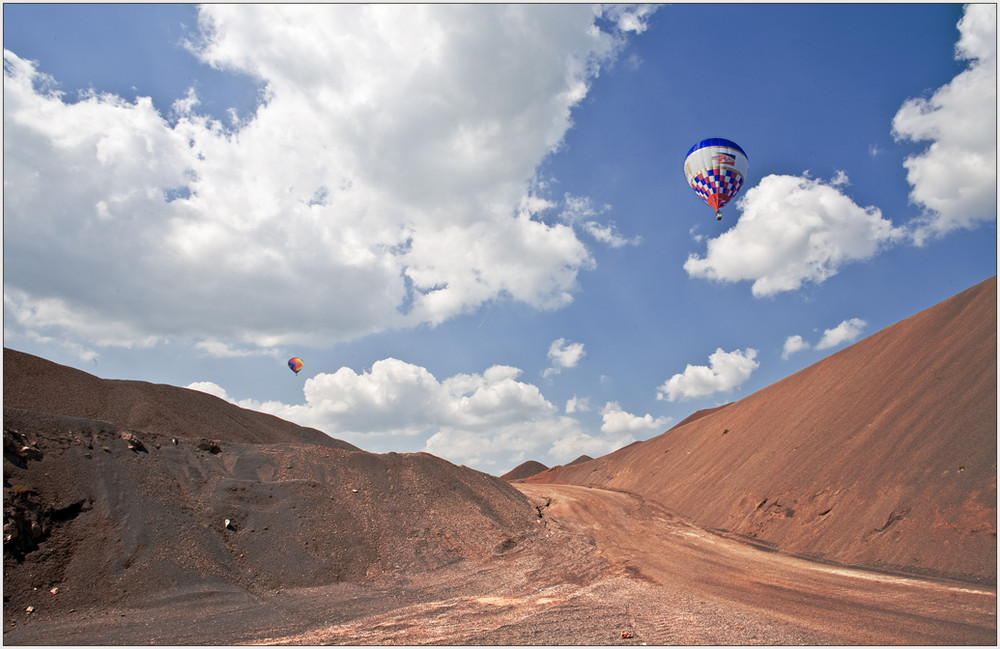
[189,357,643,471]
[3,5,653,356]
[656,347,759,402]
[892,4,997,245]
[684,173,904,297]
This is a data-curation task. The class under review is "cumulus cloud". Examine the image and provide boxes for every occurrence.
[543,337,586,378]
[546,402,665,463]
[600,401,670,435]
[191,357,618,471]
[3,5,655,353]
[782,317,867,359]
[781,334,810,360]
[547,429,634,465]
[892,4,997,245]
[656,347,759,402]
[187,381,232,401]
[684,173,904,297]
[815,317,867,350]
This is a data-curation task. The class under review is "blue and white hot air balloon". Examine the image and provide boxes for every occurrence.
[683,138,749,221]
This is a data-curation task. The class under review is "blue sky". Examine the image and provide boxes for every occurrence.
[4,5,996,475]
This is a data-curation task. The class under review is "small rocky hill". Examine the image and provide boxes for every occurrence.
[3,353,539,628]
[501,460,549,481]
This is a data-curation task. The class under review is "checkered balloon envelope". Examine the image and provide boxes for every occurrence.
[683,138,749,221]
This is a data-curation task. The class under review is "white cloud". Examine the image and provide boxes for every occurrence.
[892,4,997,245]
[830,170,850,187]
[566,395,591,413]
[187,381,232,401]
[815,317,867,350]
[200,356,622,471]
[782,316,867,359]
[543,337,586,377]
[603,4,657,34]
[656,347,759,402]
[781,334,810,360]
[547,429,634,465]
[684,173,904,297]
[582,221,643,248]
[3,5,654,353]
[600,401,670,435]
[195,340,278,359]
[559,193,641,248]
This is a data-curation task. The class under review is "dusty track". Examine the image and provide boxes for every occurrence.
[518,484,996,645]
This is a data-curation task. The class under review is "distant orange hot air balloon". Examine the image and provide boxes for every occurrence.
[288,357,304,375]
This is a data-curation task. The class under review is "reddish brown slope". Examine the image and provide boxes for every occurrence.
[529,276,997,583]
[3,348,355,449]
[501,460,549,481]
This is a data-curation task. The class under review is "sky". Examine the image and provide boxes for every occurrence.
[3,4,996,475]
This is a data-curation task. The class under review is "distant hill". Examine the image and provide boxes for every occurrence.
[567,455,593,466]
[529,276,997,584]
[3,348,356,450]
[501,460,549,481]
[668,404,732,431]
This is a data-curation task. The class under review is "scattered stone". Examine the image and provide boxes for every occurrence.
[197,440,222,454]
[50,587,59,595]
[120,431,147,453]
[171,438,178,445]
[25,606,34,615]
[19,445,43,461]
[621,630,633,639]
[224,519,236,531]
[352,488,359,493]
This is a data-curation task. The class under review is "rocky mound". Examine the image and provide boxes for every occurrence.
[3,348,355,450]
[567,455,593,466]
[529,276,997,584]
[3,354,540,629]
[501,460,549,481]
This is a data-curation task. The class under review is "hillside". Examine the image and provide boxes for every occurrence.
[528,276,997,583]
[3,353,539,634]
[3,348,356,449]
[501,460,549,481]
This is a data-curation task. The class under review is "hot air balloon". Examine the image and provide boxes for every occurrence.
[288,357,304,375]
[683,138,749,220]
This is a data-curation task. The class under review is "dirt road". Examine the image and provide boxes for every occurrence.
[518,483,996,645]
[5,482,995,645]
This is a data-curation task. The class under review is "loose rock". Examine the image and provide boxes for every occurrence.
[120,431,147,453]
